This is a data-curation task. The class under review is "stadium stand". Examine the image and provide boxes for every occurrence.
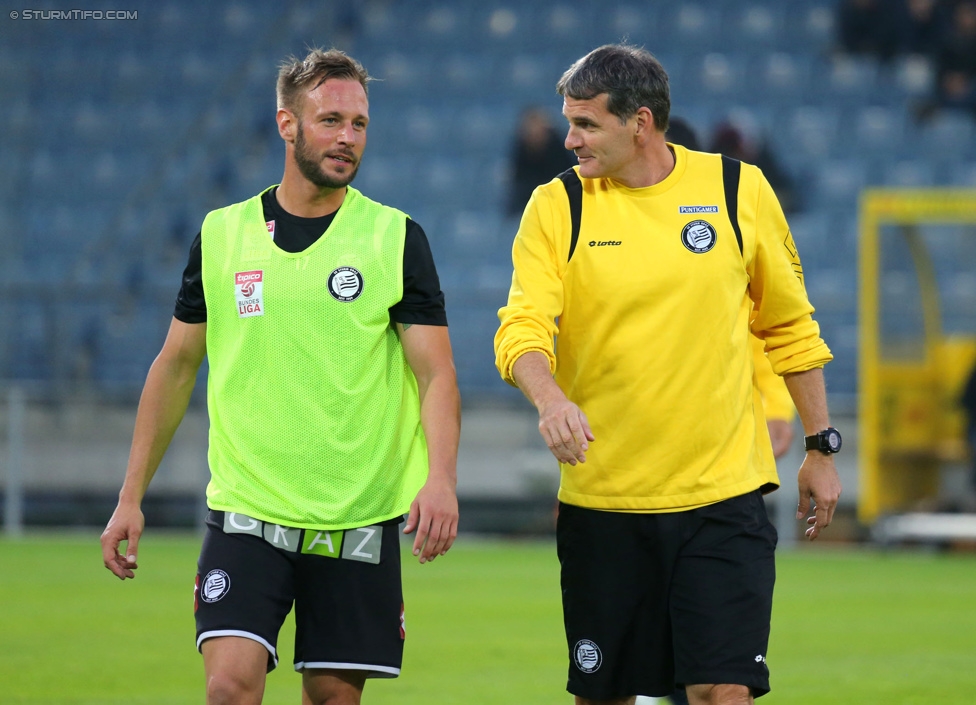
[2,0,975,414]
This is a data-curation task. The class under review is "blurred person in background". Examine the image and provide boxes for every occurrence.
[495,44,841,705]
[913,0,976,121]
[897,0,952,58]
[664,116,701,151]
[962,359,976,499]
[836,0,906,61]
[100,48,460,705]
[707,118,800,215]
[933,0,976,118]
[506,105,577,218]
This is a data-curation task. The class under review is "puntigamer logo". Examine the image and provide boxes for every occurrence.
[679,205,719,214]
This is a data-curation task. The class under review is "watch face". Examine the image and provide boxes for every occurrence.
[826,429,842,452]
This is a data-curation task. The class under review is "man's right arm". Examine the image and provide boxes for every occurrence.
[494,186,591,464]
[512,351,594,466]
[100,318,207,579]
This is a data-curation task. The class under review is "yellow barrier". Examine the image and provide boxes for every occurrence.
[858,189,976,524]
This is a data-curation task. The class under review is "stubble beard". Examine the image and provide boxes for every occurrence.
[293,123,360,189]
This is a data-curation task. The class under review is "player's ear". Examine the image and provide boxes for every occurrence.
[277,108,297,143]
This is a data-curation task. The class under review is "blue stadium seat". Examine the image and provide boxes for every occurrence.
[881,160,937,187]
[603,5,661,45]
[753,52,811,97]
[690,53,747,95]
[785,3,836,48]
[854,105,907,153]
[782,105,842,165]
[920,113,976,157]
[815,160,869,206]
[948,163,976,187]
[723,2,786,51]
[824,56,883,105]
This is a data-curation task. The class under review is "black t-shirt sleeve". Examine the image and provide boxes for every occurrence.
[391,219,448,326]
[174,232,206,323]
[173,219,446,326]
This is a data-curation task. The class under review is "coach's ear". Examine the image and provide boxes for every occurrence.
[634,106,655,144]
[277,108,297,143]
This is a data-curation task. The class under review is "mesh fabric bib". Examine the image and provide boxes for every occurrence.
[200,186,428,530]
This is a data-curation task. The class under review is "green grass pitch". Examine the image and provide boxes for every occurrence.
[1,534,975,704]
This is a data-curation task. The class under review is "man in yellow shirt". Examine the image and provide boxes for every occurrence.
[495,44,841,705]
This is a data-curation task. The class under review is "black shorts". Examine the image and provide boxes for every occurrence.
[556,491,777,700]
[195,510,405,677]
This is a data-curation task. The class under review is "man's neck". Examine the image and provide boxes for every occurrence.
[275,170,346,218]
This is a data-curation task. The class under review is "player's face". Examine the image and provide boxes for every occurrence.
[562,93,638,181]
[293,78,369,189]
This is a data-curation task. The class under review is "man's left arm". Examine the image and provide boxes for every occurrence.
[784,368,842,541]
[398,323,460,563]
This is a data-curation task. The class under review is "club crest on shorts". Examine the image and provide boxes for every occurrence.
[328,266,364,302]
[573,639,603,673]
[200,569,231,603]
[681,220,717,253]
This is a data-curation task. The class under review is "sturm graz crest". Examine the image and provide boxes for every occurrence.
[681,220,717,253]
[573,639,603,673]
[201,569,231,603]
[328,267,364,302]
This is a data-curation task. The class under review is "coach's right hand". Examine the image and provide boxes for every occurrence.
[538,396,595,466]
[100,502,145,580]
[512,351,596,466]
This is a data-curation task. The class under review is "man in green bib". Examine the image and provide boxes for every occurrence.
[100,49,461,705]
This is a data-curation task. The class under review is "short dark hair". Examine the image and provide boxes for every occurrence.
[556,44,670,132]
[276,48,371,116]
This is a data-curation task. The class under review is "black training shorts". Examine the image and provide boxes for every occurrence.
[556,490,777,700]
[195,510,405,677]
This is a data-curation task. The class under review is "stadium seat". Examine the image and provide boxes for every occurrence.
[893,55,935,97]
[783,105,842,163]
[816,160,869,205]
[920,113,976,156]
[604,5,659,44]
[724,3,785,50]
[882,160,937,187]
[854,105,907,152]
[948,163,976,187]
[826,56,882,104]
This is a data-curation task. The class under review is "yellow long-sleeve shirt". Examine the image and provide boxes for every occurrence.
[495,145,830,511]
[752,331,796,422]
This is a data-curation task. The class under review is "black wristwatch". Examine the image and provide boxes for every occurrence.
[804,427,842,454]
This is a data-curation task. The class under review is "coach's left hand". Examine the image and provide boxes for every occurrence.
[796,452,842,540]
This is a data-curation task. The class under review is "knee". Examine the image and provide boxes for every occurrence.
[304,690,362,705]
[206,671,262,705]
[302,671,365,705]
[685,683,753,705]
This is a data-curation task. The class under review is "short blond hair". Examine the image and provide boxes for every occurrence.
[276,48,371,115]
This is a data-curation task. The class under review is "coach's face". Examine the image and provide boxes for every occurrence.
[288,78,369,189]
[563,93,639,183]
